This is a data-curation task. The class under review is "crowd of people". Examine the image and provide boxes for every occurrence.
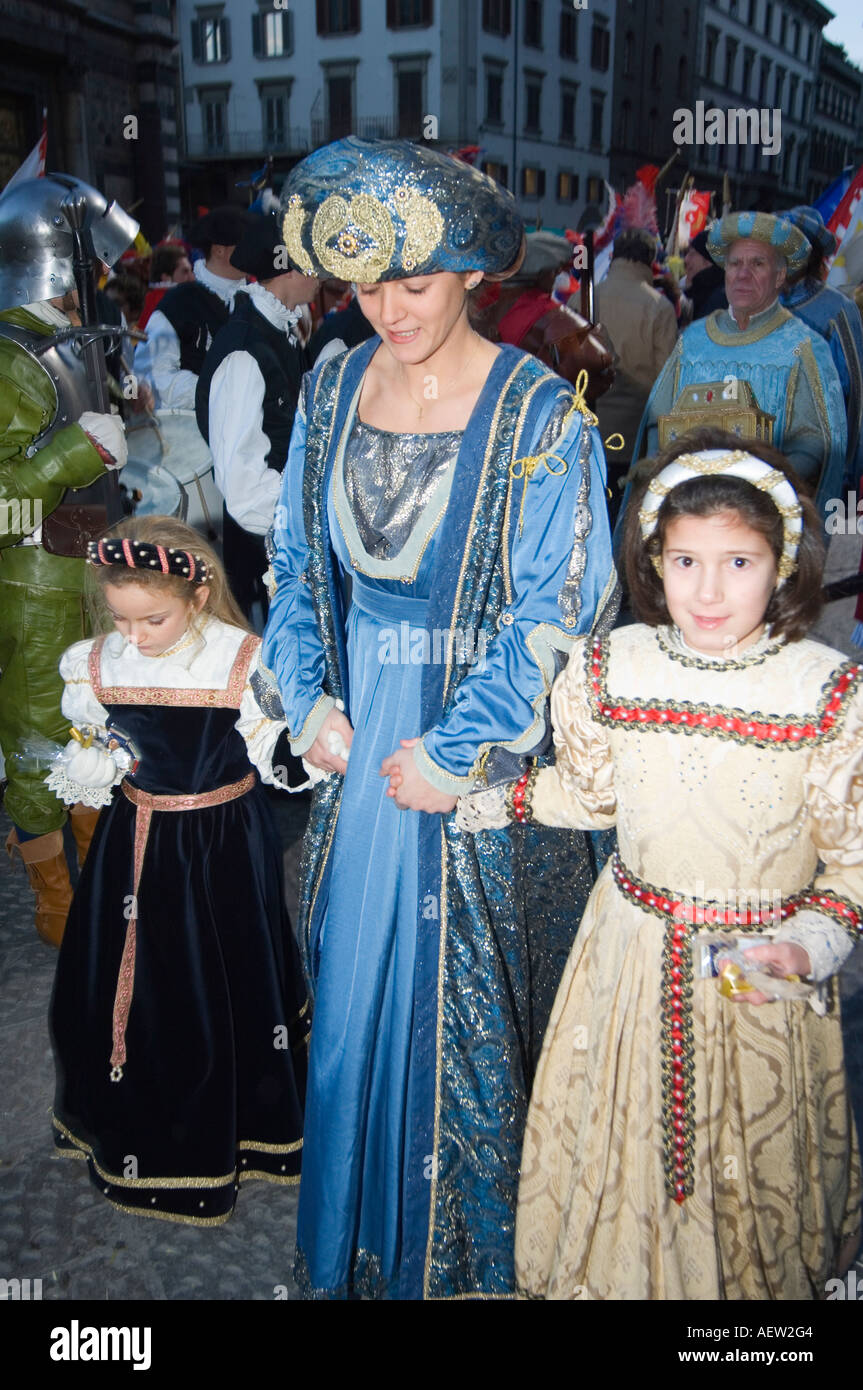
[1,136,863,1301]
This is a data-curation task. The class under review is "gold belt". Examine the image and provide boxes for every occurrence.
[109,771,256,1082]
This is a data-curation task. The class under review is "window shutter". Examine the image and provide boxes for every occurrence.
[252,12,262,57]
[387,0,397,25]
[284,10,293,52]
[538,168,546,197]
[220,16,231,60]
[316,0,328,34]
[191,17,202,62]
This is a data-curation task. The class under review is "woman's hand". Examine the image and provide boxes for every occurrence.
[304,707,354,776]
[719,942,812,1006]
[381,738,458,814]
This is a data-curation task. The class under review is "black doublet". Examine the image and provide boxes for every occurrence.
[195,290,307,470]
[158,280,231,376]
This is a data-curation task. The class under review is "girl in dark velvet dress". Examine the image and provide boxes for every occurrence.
[49,517,309,1225]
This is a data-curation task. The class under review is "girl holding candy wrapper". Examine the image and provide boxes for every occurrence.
[46,516,310,1225]
[459,428,863,1299]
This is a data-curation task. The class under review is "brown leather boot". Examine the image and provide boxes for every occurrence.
[5,827,72,948]
[68,803,101,869]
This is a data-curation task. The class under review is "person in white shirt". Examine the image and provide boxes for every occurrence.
[195,214,319,619]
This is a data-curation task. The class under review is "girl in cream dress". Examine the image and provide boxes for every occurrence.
[460,432,863,1299]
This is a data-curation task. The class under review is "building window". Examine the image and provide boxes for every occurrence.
[682,7,690,37]
[192,12,230,64]
[678,55,688,97]
[774,65,785,107]
[779,11,786,48]
[525,76,542,133]
[748,0,757,24]
[724,38,737,89]
[729,0,737,14]
[482,159,508,188]
[788,73,799,120]
[396,69,424,136]
[560,83,577,141]
[557,170,579,202]
[651,45,662,87]
[482,0,511,36]
[316,0,360,35]
[590,92,604,150]
[200,91,228,151]
[521,165,545,198]
[386,0,432,26]
[591,21,610,72]
[742,47,754,97]
[623,31,634,77]
[764,2,772,40]
[791,18,801,55]
[524,0,542,47]
[560,6,577,61]
[618,99,631,147]
[327,72,353,139]
[587,175,601,204]
[263,91,287,149]
[758,55,771,104]
[485,67,504,125]
[252,8,293,58]
[705,27,718,81]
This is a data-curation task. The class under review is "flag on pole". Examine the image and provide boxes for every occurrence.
[814,167,854,228]
[677,190,712,249]
[826,164,863,288]
[2,109,47,193]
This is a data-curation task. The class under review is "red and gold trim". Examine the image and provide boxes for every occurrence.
[89,633,260,709]
[506,764,539,823]
[612,853,862,1203]
[109,771,256,1083]
[587,638,862,748]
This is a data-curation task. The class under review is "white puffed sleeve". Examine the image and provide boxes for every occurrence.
[235,645,294,788]
[59,638,111,730]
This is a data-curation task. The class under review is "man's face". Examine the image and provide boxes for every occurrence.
[724,240,786,318]
[172,257,194,284]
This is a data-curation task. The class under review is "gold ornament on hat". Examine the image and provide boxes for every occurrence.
[312,193,395,281]
[282,194,314,275]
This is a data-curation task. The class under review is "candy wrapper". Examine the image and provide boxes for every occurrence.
[16,727,135,809]
[695,932,813,1002]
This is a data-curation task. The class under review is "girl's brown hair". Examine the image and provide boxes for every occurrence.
[621,427,825,643]
[87,515,251,634]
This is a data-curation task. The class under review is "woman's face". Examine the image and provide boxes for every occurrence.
[355,271,476,362]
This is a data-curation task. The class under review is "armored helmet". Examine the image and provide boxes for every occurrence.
[0,173,138,311]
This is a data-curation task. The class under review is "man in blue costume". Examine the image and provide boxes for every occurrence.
[262,137,617,1299]
[632,212,847,522]
[781,205,863,492]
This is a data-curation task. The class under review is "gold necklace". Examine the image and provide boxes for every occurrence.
[398,337,483,422]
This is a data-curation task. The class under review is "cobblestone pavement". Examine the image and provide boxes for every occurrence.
[1,529,862,1301]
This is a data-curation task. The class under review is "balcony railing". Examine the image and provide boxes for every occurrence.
[185,114,408,159]
[185,127,311,158]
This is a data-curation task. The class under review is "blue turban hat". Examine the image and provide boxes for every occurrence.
[280,137,525,284]
[706,211,811,274]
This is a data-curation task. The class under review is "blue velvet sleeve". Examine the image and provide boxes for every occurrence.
[416,411,617,794]
[261,387,335,755]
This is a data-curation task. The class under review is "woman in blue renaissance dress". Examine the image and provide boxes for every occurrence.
[262,138,618,1299]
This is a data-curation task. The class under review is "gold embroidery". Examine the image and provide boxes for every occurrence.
[282,194,314,274]
[395,184,444,272]
[312,193,396,282]
[703,302,791,347]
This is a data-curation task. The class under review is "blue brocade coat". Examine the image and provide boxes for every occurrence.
[263,339,617,1298]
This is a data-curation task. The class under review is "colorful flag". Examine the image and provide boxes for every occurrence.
[814,167,854,228]
[677,190,711,248]
[2,109,47,192]
[826,164,863,288]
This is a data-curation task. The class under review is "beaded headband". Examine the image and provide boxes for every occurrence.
[87,538,210,584]
[637,449,803,583]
